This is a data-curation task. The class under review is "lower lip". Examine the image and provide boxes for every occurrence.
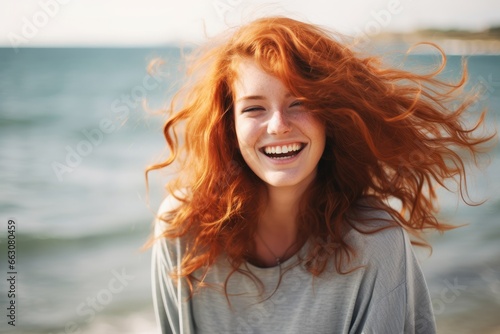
[261,147,304,164]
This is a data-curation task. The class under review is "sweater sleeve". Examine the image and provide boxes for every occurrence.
[151,196,194,334]
[358,229,436,334]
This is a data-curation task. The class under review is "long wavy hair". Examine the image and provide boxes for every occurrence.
[146,16,494,294]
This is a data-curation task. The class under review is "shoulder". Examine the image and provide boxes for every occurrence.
[343,206,416,304]
[345,203,410,271]
[346,197,406,243]
[154,190,188,238]
[343,203,436,332]
[157,189,188,216]
[152,192,188,271]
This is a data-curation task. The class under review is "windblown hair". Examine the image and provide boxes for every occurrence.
[146,17,494,293]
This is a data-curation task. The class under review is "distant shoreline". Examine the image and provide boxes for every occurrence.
[368,27,500,55]
[1,27,500,54]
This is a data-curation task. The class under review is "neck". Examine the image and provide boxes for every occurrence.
[259,186,301,236]
[252,177,313,267]
[259,171,316,235]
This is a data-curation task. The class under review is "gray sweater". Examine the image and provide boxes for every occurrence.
[151,197,436,334]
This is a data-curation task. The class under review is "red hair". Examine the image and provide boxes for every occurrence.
[146,17,495,293]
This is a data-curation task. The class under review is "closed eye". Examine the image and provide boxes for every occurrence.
[242,106,265,113]
[290,100,303,108]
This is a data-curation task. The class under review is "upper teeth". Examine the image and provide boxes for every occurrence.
[264,143,302,154]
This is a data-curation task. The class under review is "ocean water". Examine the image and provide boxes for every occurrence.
[0,46,499,334]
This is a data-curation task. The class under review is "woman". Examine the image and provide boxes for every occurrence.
[147,16,493,333]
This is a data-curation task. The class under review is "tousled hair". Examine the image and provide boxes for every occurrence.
[146,16,495,296]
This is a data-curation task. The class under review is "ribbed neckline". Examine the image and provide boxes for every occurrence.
[243,240,310,275]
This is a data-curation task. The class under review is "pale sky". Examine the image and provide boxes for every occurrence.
[1,0,499,47]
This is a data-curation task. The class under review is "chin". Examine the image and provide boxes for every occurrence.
[261,171,315,189]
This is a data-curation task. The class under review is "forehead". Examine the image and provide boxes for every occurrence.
[232,59,288,99]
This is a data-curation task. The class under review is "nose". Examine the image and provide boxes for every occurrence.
[267,110,291,135]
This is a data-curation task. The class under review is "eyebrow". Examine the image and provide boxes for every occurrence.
[235,93,292,103]
[235,95,266,103]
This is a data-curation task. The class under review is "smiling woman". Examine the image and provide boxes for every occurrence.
[233,59,326,192]
[145,16,494,334]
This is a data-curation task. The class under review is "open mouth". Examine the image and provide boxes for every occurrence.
[260,143,306,160]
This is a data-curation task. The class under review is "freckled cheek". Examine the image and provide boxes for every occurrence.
[294,111,317,122]
[235,122,261,148]
[294,113,325,135]
[234,133,250,155]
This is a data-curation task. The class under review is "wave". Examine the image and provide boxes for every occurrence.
[0,114,59,128]
[14,223,152,256]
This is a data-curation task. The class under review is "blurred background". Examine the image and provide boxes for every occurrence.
[0,0,499,333]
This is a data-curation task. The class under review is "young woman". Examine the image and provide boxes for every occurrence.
[147,16,493,333]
